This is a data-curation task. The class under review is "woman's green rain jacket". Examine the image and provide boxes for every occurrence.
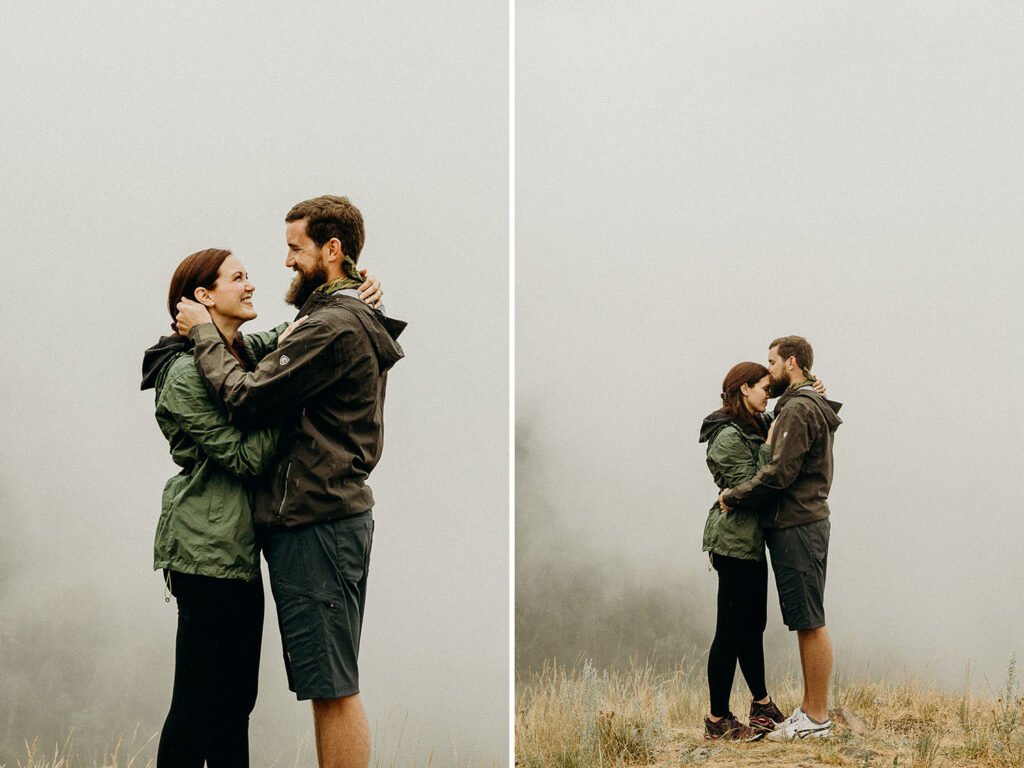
[698,409,774,561]
[140,324,287,582]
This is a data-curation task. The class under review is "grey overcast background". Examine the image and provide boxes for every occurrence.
[517,2,1024,690]
[0,2,507,765]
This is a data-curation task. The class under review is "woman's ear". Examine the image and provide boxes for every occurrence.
[194,286,215,307]
[740,384,750,397]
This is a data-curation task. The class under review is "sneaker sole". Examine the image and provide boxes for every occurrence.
[796,726,833,739]
[767,725,833,741]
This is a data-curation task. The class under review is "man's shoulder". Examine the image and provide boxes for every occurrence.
[299,293,406,370]
[312,295,403,347]
[780,387,823,410]
[788,389,821,406]
[778,394,821,425]
[307,294,374,327]
[291,298,378,357]
[778,389,842,434]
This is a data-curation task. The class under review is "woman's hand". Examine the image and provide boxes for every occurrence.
[767,420,776,444]
[279,315,308,343]
[718,490,732,511]
[812,378,827,396]
[359,270,383,309]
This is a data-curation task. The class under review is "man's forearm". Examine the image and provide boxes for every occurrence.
[189,323,268,427]
[191,315,345,429]
[724,414,812,507]
[723,465,784,508]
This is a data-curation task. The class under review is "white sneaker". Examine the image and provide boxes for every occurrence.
[772,707,804,729]
[766,707,833,741]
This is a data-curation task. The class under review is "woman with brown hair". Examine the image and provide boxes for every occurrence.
[697,362,824,741]
[140,248,380,767]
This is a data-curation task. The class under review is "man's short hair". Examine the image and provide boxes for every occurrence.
[770,335,814,371]
[286,195,365,263]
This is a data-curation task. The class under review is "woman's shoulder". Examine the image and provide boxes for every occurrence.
[712,419,764,448]
[708,421,744,449]
[156,353,209,406]
[161,352,200,383]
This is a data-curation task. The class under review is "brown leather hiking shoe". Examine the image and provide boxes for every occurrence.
[749,697,785,736]
[704,714,755,741]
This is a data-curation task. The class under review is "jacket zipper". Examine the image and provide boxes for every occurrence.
[277,462,292,522]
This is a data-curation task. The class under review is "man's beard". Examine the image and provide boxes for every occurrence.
[285,263,329,309]
[768,374,788,398]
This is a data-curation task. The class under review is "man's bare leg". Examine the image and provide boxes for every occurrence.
[797,636,809,707]
[312,694,370,768]
[796,626,832,723]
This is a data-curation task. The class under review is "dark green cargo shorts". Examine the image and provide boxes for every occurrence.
[765,518,829,631]
[261,510,373,700]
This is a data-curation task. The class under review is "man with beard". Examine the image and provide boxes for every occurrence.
[176,195,406,768]
[718,335,842,741]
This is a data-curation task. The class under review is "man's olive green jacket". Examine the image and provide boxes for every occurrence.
[721,386,843,530]
[190,291,406,528]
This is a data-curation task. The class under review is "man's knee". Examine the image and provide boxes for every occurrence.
[312,693,365,720]
[311,693,370,768]
[797,625,828,641]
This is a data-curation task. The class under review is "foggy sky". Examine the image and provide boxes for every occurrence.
[517,1,1024,691]
[0,3,507,765]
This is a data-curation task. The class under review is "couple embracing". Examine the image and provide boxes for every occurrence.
[140,195,406,768]
[699,335,842,742]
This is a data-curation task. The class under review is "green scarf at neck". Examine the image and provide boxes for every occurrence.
[316,255,364,295]
[787,368,817,392]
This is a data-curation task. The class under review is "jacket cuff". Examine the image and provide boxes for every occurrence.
[189,323,221,344]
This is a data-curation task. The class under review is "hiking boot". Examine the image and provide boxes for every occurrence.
[765,707,833,741]
[748,697,785,736]
[704,713,755,741]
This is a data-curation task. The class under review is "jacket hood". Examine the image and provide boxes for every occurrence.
[699,409,735,443]
[353,307,406,374]
[778,387,843,431]
[700,408,772,443]
[141,335,192,390]
[299,292,407,374]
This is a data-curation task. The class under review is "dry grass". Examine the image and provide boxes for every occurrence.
[3,727,158,768]
[515,659,669,768]
[516,655,1024,767]
[3,721,499,768]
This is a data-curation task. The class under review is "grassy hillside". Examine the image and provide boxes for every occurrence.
[516,656,1024,767]
[3,725,492,768]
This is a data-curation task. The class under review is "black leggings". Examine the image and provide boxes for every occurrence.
[157,571,264,768]
[707,554,769,717]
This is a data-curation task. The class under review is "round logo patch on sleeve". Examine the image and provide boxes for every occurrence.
[279,354,290,366]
